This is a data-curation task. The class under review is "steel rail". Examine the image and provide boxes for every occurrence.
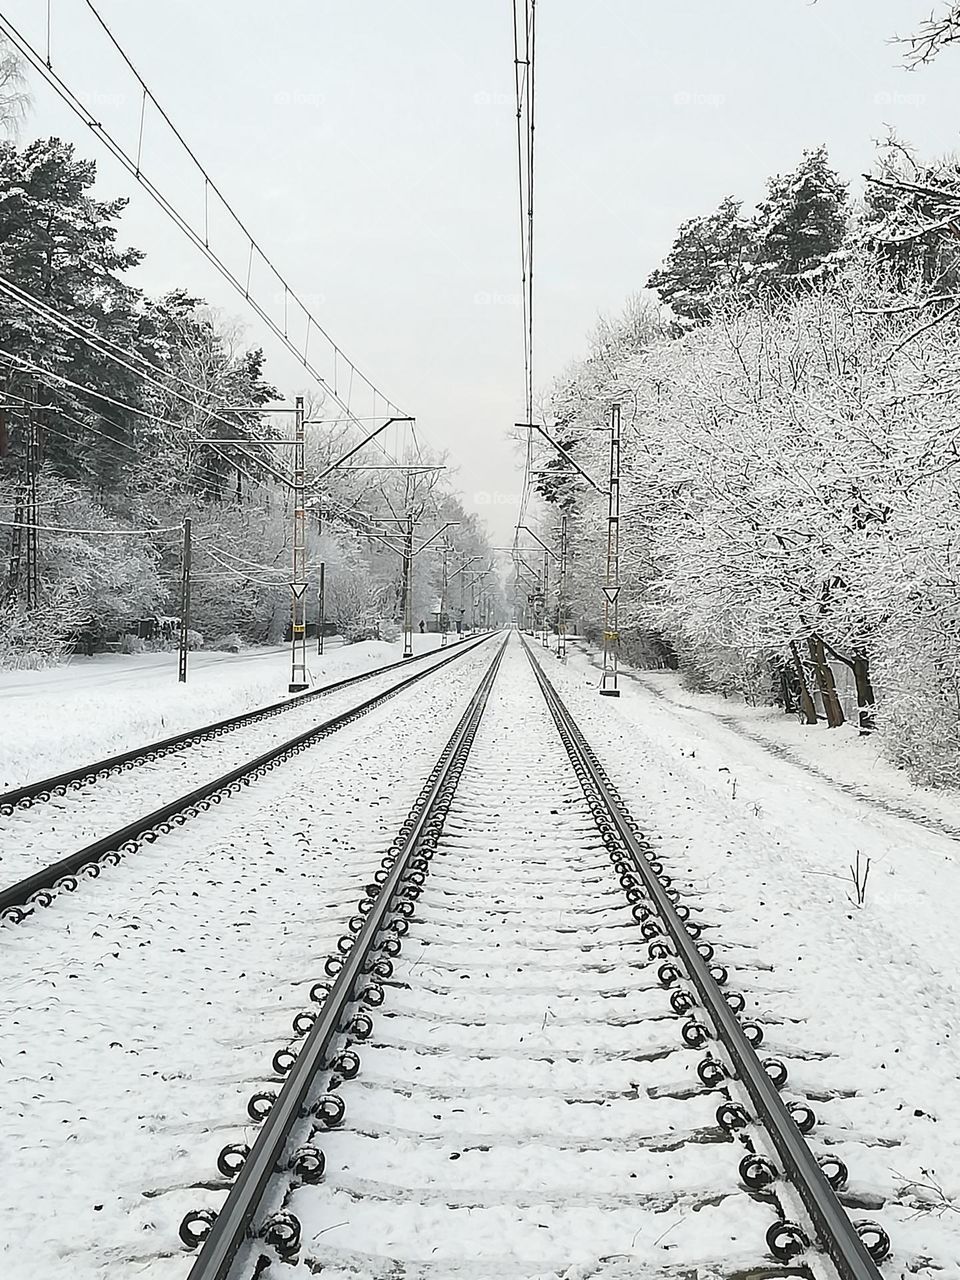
[522,638,884,1280]
[0,634,497,922]
[183,636,508,1280]
[0,634,492,815]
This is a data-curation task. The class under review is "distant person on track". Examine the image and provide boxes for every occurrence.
[418,619,425,634]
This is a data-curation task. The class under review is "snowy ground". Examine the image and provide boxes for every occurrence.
[275,640,778,1279]
[0,637,489,890]
[0,639,496,1280]
[0,634,453,790]
[544,638,960,1271]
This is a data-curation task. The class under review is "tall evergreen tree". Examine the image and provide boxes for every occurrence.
[752,146,848,289]
[646,195,754,325]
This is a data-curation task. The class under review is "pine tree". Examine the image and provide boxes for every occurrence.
[646,195,754,325]
[752,146,848,289]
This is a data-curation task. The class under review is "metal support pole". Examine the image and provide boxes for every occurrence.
[317,561,325,656]
[541,549,550,647]
[178,516,192,684]
[459,556,466,638]
[439,542,449,648]
[24,402,39,610]
[600,403,621,697]
[402,512,414,658]
[557,511,567,660]
[289,395,309,691]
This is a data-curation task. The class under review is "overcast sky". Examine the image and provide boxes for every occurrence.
[7,1,960,543]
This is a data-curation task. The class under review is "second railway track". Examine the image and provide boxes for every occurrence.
[0,634,494,923]
[173,634,892,1280]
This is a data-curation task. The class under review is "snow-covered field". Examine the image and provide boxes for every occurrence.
[549,639,960,1270]
[0,635,451,790]
[0,639,496,1280]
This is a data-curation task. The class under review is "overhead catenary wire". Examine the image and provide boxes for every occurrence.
[0,7,406,438]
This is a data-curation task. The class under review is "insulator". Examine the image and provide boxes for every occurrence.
[742,1021,764,1047]
[817,1153,848,1190]
[361,982,385,1006]
[657,962,680,987]
[740,1153,778,1190]
[681,1019,710,1048]
[216,1143,249,1178]
[762,1058,788,1089]
[766,1220,809,1262]
[787,1100,816,1133]
[716,1101,749,1132]
[310,982,332,1005]
[724,990,746,1014]
[348,1012,374,1040]
[261,1211,301,1257]
[247,1091,276,1121]
[854,1221,891,1262]
[315,1093,345,1127]
[332,1048,361,1079]
[697,1056,727,1088]
[273,1047,297,1075]
[290,1144,325,1183]
[323,956,343,978]
[179,1207,217,1248]
[670,989,695,1016]
[292,1011,316,1036]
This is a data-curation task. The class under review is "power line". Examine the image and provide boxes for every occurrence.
[0,8,407,441]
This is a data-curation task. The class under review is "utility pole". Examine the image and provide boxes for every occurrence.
[178,516,192,683]
[402,511,414,657]
[317,562,326,656]
[600,403,621,697]
[289,394,308,692]
[438,540,449,647]
[24,390,40,610]
[541,548,550,647]
[557,511,568,660]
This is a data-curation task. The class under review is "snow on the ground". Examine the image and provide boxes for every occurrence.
[276,640,776,1279]
[0,639,489,889]
[0,634,454,790]
[541,637,960,1272]
[0,639,495,1280]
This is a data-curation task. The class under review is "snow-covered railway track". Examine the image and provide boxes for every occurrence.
[0,635,494,924]
[174,635,889,1280]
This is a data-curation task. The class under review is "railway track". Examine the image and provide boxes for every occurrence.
[0,634,494,925]
[173,634,891,1280]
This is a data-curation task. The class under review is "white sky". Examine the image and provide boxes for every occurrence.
[6,1,960,543]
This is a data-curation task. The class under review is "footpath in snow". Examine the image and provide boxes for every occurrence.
[0,635,450,790]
